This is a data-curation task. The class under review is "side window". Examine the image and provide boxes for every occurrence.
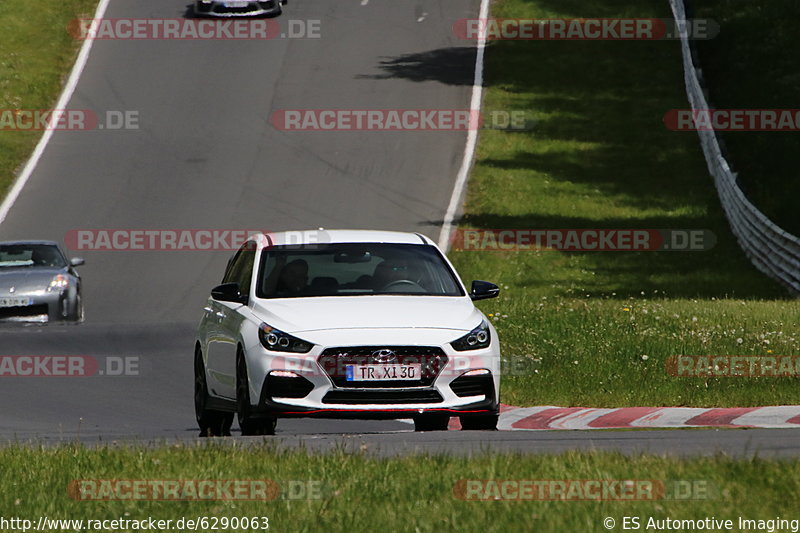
[237,247,256,296]
[222,251,244,284]
[222,242,257,297]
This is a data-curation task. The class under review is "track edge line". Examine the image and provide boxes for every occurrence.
[437,0,490,251]
[0,0,113,227]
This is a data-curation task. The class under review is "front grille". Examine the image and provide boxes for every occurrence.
[0,304,48,320]
[318,346,448,388]
[212,3,258,14]
[322,389,443,404]
[450,375,493,398]
[265,374,314,399]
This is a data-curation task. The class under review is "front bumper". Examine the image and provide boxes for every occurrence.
[256,394,498,420]
[194,0,281,17]
[0,290,75,323]
[246,342,500,420]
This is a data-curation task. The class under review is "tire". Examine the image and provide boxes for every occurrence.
[67,293,84,322]
[413,414,450,431]
[195,349,233,437]
[459,414,499,431]
[236,350,276,436]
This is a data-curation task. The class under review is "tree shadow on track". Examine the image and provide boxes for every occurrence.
[357,47,477,87]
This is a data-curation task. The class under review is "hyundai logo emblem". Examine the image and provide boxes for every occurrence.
[370,349,397,363]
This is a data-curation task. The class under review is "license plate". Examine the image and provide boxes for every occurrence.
[224,1,249,7]
[0,297,32,308]
[346,364,421,382]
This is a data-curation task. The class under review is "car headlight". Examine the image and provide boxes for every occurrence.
[450,320,491,351]
[48,274,70,291]
[258,323,313,353]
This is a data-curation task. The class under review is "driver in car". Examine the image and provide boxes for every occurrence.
[31,246,63,267]
[262,256,310,296]
[277,259,309,295]
[372,258,424,292]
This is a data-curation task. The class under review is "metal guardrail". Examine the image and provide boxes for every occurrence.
[669,0,800,295]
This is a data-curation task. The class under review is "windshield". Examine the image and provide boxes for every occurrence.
[256,243,465,298]
[0,244,67,269]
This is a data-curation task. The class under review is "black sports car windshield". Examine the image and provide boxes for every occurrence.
[0,244,66,269]
[257,243,465,298]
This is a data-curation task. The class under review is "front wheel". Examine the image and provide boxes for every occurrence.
[236,351,276,436]
[64,291,84,322]
[195,349,233,437]
[460,414,498,431]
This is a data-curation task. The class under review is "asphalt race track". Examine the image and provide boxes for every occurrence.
[0,0,477,440]
[2,0,800,455]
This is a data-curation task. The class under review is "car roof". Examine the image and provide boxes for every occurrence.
[0,240,62,247]
[261,229,435,247]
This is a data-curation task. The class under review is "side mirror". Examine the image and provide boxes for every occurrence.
[70,258,85,267]
[470,280,500,301]
[211,282,247,304]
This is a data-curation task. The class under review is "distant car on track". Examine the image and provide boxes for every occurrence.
[194,230,501,436]
[0,241,84,323]
[194,0,286,18]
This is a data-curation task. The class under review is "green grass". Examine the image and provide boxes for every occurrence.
[3,444,800,532]
[0,0,98,197]
[451,0,800,408]
[492,297,799,407]
[693,1,800,235]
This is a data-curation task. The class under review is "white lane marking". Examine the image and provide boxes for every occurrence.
[732,406,800,428]
[497,406,557,430]
[549,408,618,430]
[437,0,489,250]
[0,0,113,227]
[417,12,428,22]
[361,0,368,5]
[630,408,714,428]
[399,406,800,431]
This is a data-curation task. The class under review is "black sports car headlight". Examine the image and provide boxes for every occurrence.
[258,323,313,353]
[451,320,491,351]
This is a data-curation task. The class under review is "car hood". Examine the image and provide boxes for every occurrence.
[250,295,483,333]
[0,268,64,292]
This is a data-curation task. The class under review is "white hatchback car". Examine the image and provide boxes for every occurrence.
[194,230,501,436]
